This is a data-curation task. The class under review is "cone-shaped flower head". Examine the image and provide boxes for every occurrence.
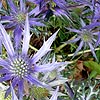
[66,28,98,61]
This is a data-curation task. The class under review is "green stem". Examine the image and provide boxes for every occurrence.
[55,35,77,53]
[55,43,67,53]
[29,45,38,51]
[68,47,100,57]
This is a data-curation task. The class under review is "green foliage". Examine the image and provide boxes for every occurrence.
[1,0,100,100]
[84,61,100,78]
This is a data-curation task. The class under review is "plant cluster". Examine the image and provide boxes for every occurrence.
[0,0,100,100]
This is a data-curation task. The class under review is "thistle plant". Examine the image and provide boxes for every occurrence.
[1,0,100,100]
[1,0,45,50]
[0,14,67,100]
[28,0,71,20]
[66,28,98,60]
[65,19,99,61]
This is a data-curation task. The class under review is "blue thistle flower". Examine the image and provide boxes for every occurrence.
[28,0,71,20]
[0,14,66,100]
[65,27,98,61]
[81,1,100,47]
[1,0,45,50]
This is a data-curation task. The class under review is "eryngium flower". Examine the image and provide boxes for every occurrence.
[65,28,98,61]
[0,15,66,100]
[1,0,45,50]
[28,0,71,20]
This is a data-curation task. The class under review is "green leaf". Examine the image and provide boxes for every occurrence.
[84,61,100,75]
[89,70,98,79]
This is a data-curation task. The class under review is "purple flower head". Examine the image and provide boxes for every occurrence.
[66,28,98,61]
[28,0,71,21]
[0,15,67,100]
[80,1,100,47]
[1,0,45,50]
